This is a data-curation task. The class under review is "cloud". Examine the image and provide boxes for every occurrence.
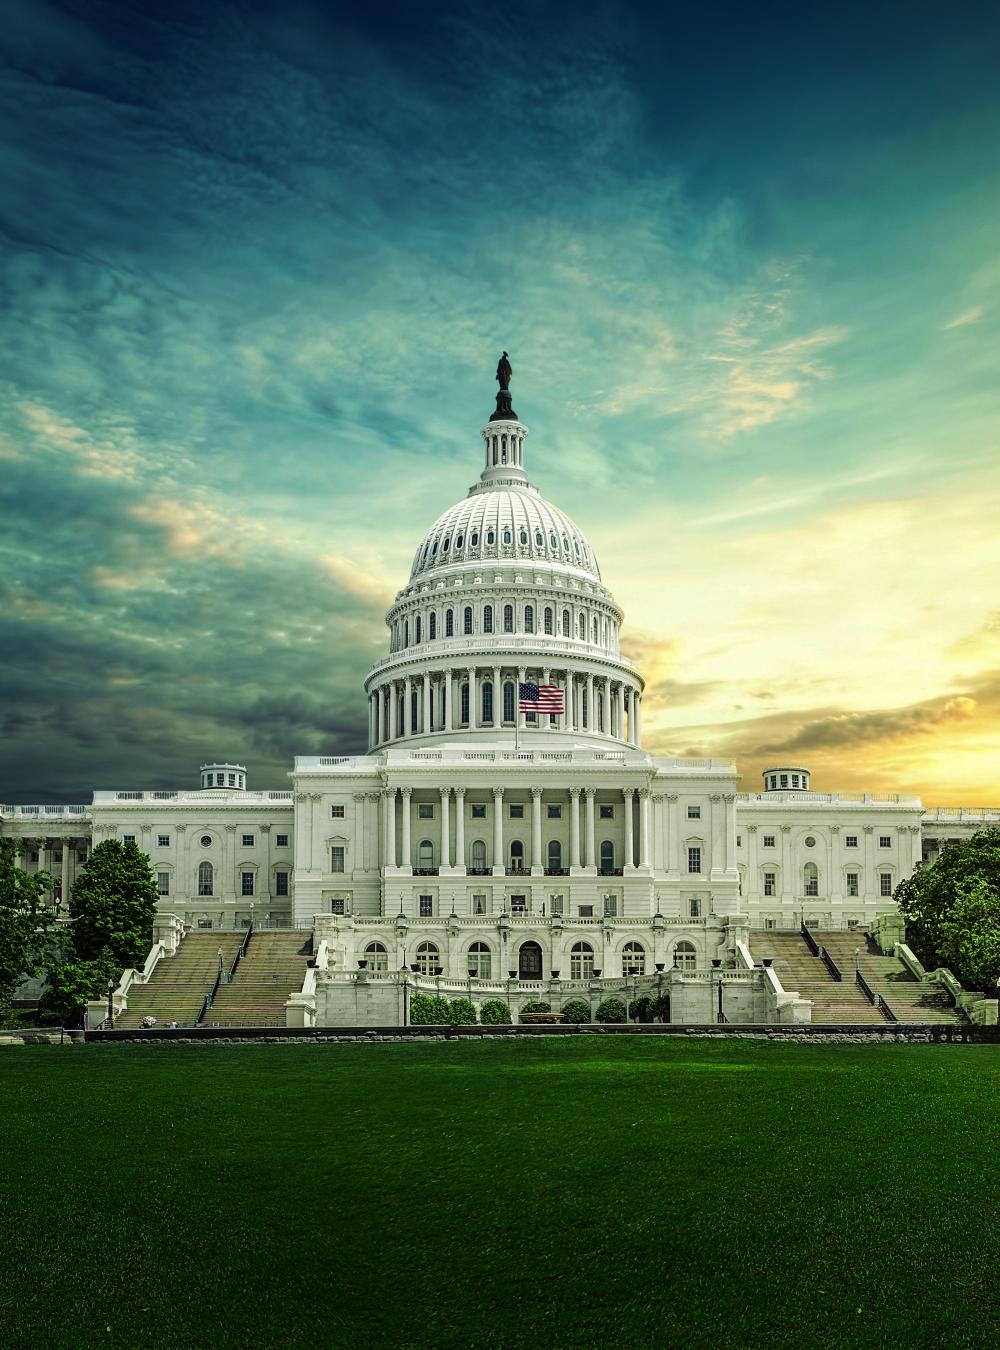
[943,306,985,330]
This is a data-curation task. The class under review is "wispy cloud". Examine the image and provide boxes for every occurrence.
[943,306,985,330]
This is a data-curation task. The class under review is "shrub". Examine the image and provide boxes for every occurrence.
[560,998,591,1023]
[651,994,671,1023]
[595,997,627,1023]
[519,1000,551,1015]
[448,997,477,1024]
[409,993,453,1024]
[629,996,654,1023]
[479,999,511,1024]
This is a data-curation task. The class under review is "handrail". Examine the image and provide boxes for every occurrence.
[878,994,898,1023]
[197,968,223,1024]
[801,923,820,957]
[820,948,843,982]
[226,923,254,984]
[856,967,876,1005]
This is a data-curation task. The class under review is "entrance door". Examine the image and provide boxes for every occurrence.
[518,940,543,980]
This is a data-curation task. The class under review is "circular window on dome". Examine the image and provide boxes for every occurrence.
[455,534,464,548]
[519,529,528,545]
[487,530,495,545]
[200,835,212,847]
[470,531,479,547]
[804,836,816,848]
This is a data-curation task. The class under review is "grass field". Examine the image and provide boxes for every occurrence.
[2,1039,999,1349]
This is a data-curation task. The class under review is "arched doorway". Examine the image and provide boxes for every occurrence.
[518,940,542,980]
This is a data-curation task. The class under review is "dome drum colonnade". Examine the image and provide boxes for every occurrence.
[364,403,644,750]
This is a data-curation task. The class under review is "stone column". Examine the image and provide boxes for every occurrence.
[586,673,595,732]
[570,787,581,869]
[517,666,527,731]
[747,825,759,905]
[603,679,612,738]
[666,794,679,877]
[444,669,453,731]
[37,839,49,894]
[633,692,642,747]
[224,825,237,901]
[585,788,596,869]
[618,684,627,741]
[61,839,71,906]
[440,788,451,869]
[863,825,875,900]
[828,824,841,908]
[468,665,477,729]
[542,668,552,730]
[623,789,635,870]
[709,793,724,881]
[389,681,398,741]
[530,786,543,874]
[639,789,651,868]
[564,675,575,732]
[423,675,431,734]
[780,824,793,906]
[454,788,466,872]
[492,787,504,875]
[404,676,413,737]
[400,787,412,873]
[384,788,397,869]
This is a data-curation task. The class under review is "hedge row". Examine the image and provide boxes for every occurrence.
[409,994,672,1025]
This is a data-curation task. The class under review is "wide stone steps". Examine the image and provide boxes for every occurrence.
[747,930,892,1023]
[116,987,207,1028]
[198,931,311,1027]
[813,931,964,1025]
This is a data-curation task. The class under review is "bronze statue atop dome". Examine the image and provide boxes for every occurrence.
[496,351,512,391]
[490,351,517,421]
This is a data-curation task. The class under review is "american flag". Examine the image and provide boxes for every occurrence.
[519,682,565,714]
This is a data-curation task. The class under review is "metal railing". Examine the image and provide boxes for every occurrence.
[820,948,843,982]
[224,923,254,984]
[878,994,898,1023]
[856,967,876,1005]
[801,923,820,957]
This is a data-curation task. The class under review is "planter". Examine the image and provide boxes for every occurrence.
[519,1012,566,1024]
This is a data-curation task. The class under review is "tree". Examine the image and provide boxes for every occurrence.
[70,839,159,968]
[0,839,59,1024]
[595,997,626,1023]
[560,998,590,1023]
[39,952,119,1028]
[895,827,1000,991]
[479,999,512,1024]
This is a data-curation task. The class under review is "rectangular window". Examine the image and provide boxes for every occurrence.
[157,835,170,848]
[780,774,788,787]
[473,894,487,915]
[550,895,564,916]
[687,846,701,874]
[509,804,524,819]
[156,872,170,896]
[242,834,254,848]
[689,898,701,918]
[331,898,346,915]
[603,895,617,917]
[880,874,893,897]
[791,774,800,787]
[547,805,561,819]
[578,904,594,917]
[197,918,213,929]
[510,895,527,914]
[687,806,701,819]
[764,917,776,930]
[123,834,136,843]
[763,872,776,896]
[241,871,254,896]
[331,805,345,818]
[275,871,289,896]
[331,846,345,873]
[599,805,614,820]
[471,804,486,819]
[418,804,434,819]
[276,834,289,847]
[78,851,87,862]
[228,774,236,786]
[419,895,433,917]
[846,872,859,896]
[737,835,742,848]
[763,834,776,848]
[879,835,891,848]
[845,835,858,848]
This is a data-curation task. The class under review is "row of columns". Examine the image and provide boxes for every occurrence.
[382,786,652,872]
[369,668,642,747]
[11,835,84,903]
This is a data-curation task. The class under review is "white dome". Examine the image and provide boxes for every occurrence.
[410,483,601,582]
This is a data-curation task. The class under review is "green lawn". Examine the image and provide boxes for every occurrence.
[2,1040,999,1349]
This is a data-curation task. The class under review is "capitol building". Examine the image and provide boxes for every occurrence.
[3,368,995,1026]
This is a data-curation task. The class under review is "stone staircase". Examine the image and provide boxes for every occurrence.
[116,933,244,1028]
[201,931,312,1027]
[748,931,887,1023]
[815,932,963,1024]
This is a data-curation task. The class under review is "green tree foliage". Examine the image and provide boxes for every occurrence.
[448,997,478,1025]
[39,952,118,1028]
[560,998,590,1023]
[895,827,1000,990]
[70,839,159,968]
[629,995,654,1023]
[409,993,454,1024]
[0,839,59,1023]
[519,1000,551,1015]
[479,999,512,1024]
[595,997,626,1023]
[650,994,671,1023]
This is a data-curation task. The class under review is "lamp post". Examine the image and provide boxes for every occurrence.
[106,979,115,1029]
[655,962,666,1024]
[711,958,724,1023]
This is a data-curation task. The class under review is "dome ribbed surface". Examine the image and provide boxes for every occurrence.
[410,485,601,582]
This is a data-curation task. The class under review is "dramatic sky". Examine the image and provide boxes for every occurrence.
[2,0,999,805]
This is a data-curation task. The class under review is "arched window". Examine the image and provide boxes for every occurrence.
[482,681,493,723]
[592,616,599,643]
[503,604,514,633]
[470,839,487,872]
[414,941,439,975]
[442,535,450,552]
[483,604,493,634]
[509,839,524,873]
[415,616,421,643]
[445,609,454,637]
[535,530,543,547]
[570,941,594,979]
[562,609,570,636]
[549,532,557,549]
[429,611,436,640]
[456,533,464,549]
[365,942,388,974]
[198,861,213,896]
[418,839,435,871]
[579,613,587,640]
[503,529,512,545]
[486,529,495,546]
[461,682,470,725]
[519,529,528,545]
[467,942,492,979]
[803,862,819,896]
[463,606,473,635]
[673,941,696,972]
[600,840,615,872]
[622,941,645,976]
[544,606,553,634]
[410,690,418,731]
[503,681,515,722]
[524,605,534,633]
[404,619,409,646]
[547,840,562,872]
